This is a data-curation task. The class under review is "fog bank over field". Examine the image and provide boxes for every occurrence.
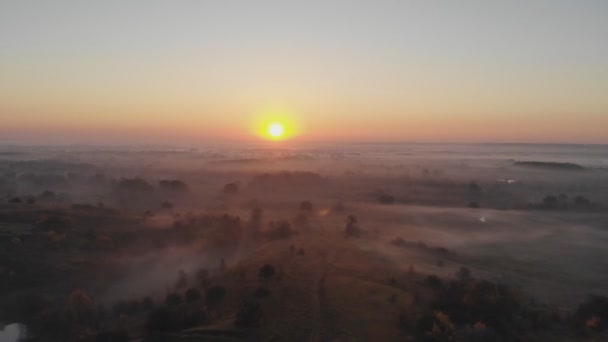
[1,142,607,341]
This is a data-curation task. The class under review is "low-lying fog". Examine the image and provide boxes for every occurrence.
[1,142,607,340]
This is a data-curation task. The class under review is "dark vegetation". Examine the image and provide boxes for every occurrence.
[1,149,607,341]
[515,160,585,170]
[398,268,607,341]
[390,237,452,256]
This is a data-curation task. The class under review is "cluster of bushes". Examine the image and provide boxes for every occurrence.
[171,213,242,247]
[530,194,595,210]
[572,295,608,334]
[146,289,214,335]
[9,289,132,341]
[264,220,295,240]
[390,237,452,256]
[514,161,585,170]
[249,171,324,190]
[399,268,608,340]
[378,193,395,204]
[158,179,189,194]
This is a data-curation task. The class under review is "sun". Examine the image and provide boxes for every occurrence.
[253,106,299,141]
[267,122,285,138]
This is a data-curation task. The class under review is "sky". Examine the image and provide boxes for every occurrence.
[1,0,607,144]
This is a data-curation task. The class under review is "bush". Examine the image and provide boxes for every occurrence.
[456,267,472,284]
[222,182,239,195]
[345,215,360,237]
[142,296,155,310]
[235,300,263,328]
[165,292,182,306]
[259,264,276,280]
[175,269,188,289]
[266,220,294,239]
[175,305,210,329]
[195,268,210,288]
[95,329,130,342]
[426,275,443,291]
[146,307,174,334]
[300,201,313,212]
[185,288,202,302]
[542,195,558,209]
[13,293,49,321]
[159,179,189,193]
[254,287,271,299]
[378,194,395,204]
[573,295,608,331]
[205,286,226,306]
[574,196,591,207]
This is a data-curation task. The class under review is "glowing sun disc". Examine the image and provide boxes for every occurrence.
[267,122,285,138]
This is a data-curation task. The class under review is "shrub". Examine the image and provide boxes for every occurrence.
[266,220,294,239]
[165,292,182,306]
[195,268,209,288]
[259,264,276,280]
[253,287,270,299]
[426,275,443,291]
[66,289,95,324]
[542,195,558,209]
[222,182,239,195]
[456,267,472,284]
[142,296,155,310]
[300,201,313,212]
[175,305,210,329]
[345,215,360,237]
[95,329,130,342]
[205,286,226,306]
[235,300,263,328]
[574,196,591,207]
[185,288,202,302]
[378,194,395,204]
[175,269,188,289]
[13,293,49,321]
[146,307,174,334]
[159,179,189,193]
[573,295,608,331]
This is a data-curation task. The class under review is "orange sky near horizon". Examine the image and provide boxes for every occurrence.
[1,1,607,145]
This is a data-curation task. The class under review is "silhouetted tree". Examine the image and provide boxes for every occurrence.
[300,201,313,212]
[222,182,239,195]
[345,215,360,237]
